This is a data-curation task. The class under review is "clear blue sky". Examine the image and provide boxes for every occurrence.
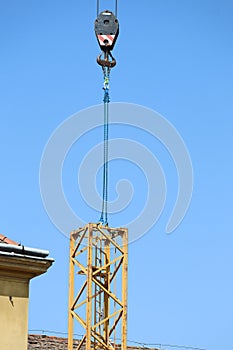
[1,1,233,349]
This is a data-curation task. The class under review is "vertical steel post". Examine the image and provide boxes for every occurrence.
[86,224,93,350]
[104,238,110,345]
[68,235,75,350]
[122,229,128,350]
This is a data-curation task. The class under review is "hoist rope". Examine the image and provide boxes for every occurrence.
[97,0,118,16]
[115,0,118,17]
[99,67,110,225]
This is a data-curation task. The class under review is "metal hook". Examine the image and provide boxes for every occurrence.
[97,51,116,68]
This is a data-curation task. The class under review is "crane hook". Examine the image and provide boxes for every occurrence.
[95,10,119,69]
[97,51,116,68]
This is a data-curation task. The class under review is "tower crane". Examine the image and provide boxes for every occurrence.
[68,2,128,350]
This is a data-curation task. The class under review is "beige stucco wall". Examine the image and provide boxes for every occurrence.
[0,251,53,350]
[0,277,29,350]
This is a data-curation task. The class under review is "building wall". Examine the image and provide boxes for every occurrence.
[0,277,29,350]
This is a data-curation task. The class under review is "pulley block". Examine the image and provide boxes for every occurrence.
[95,10,119,51]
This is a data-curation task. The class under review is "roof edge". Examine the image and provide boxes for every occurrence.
[0,234,19,246]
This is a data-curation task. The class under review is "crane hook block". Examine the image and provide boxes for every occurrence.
[95,10,119,51]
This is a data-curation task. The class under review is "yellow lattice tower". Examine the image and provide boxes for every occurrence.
[68,223,128,350]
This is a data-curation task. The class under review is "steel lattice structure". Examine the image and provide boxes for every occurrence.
[68,223,128,350]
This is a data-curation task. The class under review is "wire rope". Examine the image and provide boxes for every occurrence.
[115,0,118,17]
[99,67,110,225]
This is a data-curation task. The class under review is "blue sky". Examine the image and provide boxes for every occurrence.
[1,1,233,349]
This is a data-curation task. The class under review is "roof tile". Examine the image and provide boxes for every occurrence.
[28,335,159,350]
[0,234,19,245]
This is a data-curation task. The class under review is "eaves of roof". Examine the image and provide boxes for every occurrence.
[0,234,54,279]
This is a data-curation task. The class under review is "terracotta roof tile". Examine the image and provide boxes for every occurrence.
[28,335,159,350]
[0,233,19,245]
[28,335,82,350]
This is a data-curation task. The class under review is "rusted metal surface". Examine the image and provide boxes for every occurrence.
[97,52,116,68]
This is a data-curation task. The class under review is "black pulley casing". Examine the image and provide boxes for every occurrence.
[95,10,119,51]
